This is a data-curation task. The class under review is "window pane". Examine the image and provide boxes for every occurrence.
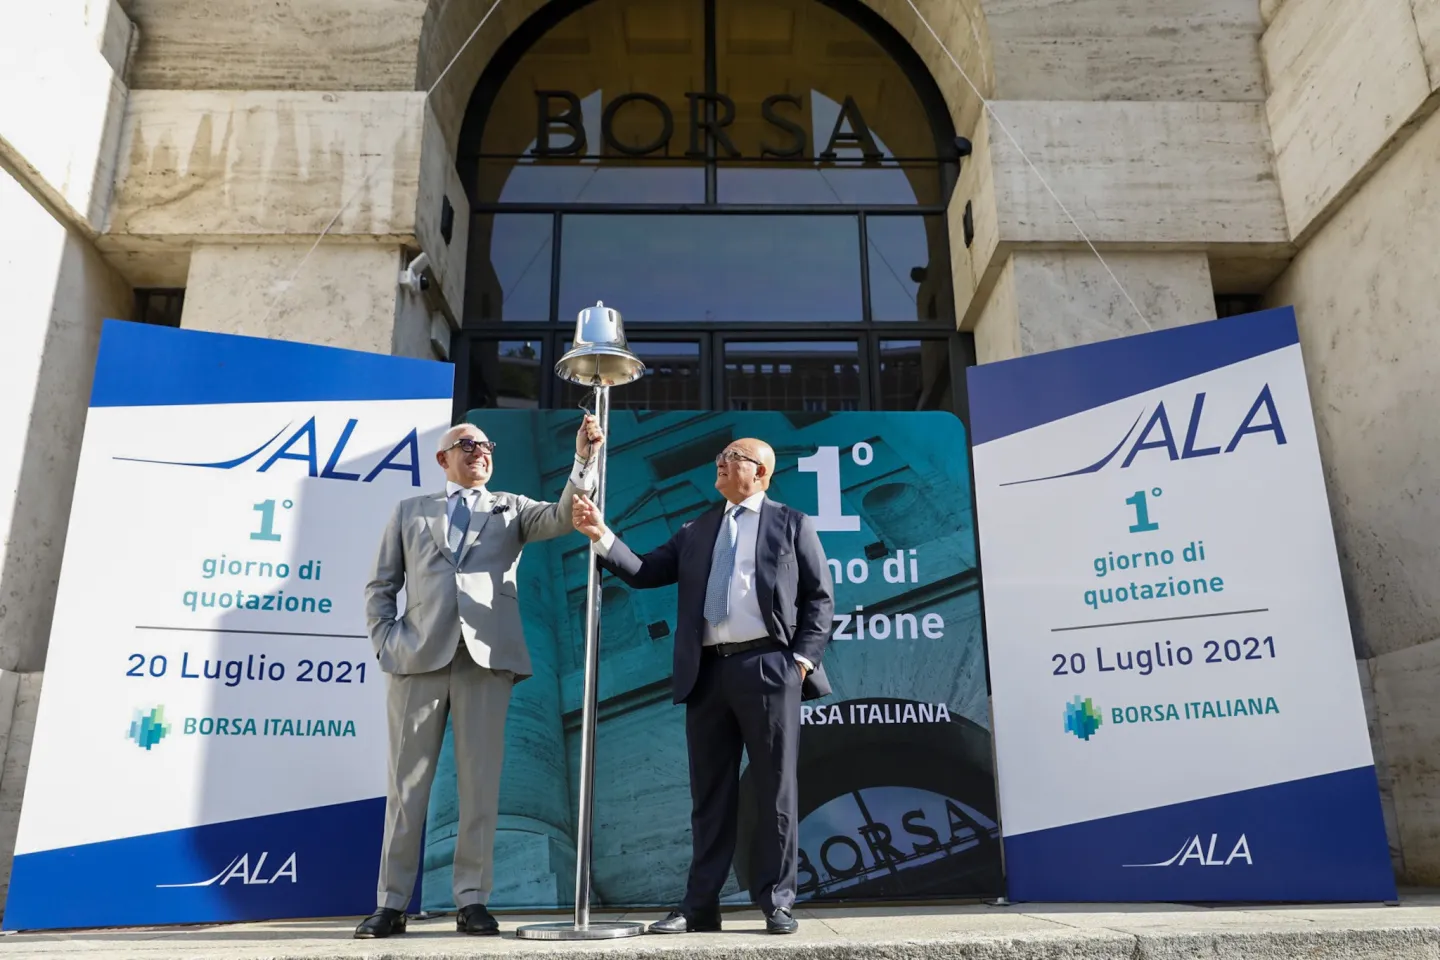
[879,339,953,411]
[559,341,703,410]
[465,214,553,324]
[134,289,185,327]
[712,0,944,206]
[560,215,862,323]
[717,163,940,206]
[479,158,705,206]
[867,215,952,322]
[464,339,543,412]
[724,341,860,411]
[472,0,706,206]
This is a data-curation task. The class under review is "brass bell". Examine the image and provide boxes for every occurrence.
[555,301,646,386]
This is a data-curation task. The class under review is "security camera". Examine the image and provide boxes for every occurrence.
[400,252,431,294]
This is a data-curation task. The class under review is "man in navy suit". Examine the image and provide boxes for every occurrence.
[572,438,834,935]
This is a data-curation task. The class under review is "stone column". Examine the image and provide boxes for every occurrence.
[1256,0,1440,882]
[180,243,440,360]
[0,168,135,902]
[1262,106,1440,884]
[106,91,470,362]
[0,0,136,906]
[972,250,1217,363]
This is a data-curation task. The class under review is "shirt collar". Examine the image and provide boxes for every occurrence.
[446,481,487,499]
[729,491,767,514]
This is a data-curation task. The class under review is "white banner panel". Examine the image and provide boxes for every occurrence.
[967,307,1395,902]
[5,321,451,929]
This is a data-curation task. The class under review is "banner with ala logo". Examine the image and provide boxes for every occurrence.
[968,306,1395,902]
[4,321,451,930]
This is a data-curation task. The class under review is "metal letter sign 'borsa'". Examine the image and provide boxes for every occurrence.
[534,89,885,162]
[516,303,647,941]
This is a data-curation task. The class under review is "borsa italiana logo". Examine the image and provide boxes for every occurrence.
[1063,696,1104,741]
[128,705,172,750]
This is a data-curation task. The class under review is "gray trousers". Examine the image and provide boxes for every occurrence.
[377,643,513,911]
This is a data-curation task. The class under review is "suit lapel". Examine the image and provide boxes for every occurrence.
[692,503,726,589]
[458,489,495,565]
[424,494,453,566]
[754,499,781,607]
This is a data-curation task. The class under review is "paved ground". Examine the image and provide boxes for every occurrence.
[2,894,1438,960]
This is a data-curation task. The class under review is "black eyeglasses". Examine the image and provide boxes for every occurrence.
[715,450,764,467]
[444,438,497,456]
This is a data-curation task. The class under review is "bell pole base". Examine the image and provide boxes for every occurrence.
[515,920,647,940]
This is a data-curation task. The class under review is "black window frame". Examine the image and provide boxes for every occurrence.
[453,0,974,425]
[134,288,186,327]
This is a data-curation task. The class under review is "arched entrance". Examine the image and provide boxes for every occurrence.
[452,0,972,418]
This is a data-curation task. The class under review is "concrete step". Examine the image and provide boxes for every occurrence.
[2,896,1439,960]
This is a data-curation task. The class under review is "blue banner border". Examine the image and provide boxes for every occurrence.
[90,320,454,408]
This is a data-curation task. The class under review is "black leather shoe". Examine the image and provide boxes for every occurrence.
[457,903,500,935]
[766,908,798,934]
[648,907,722,934]
[354,908,407,939]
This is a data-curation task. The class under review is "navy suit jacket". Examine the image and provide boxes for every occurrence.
[597,497,836,704]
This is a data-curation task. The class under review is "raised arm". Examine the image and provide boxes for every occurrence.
[516,414,605,543]
[515,475,589,543]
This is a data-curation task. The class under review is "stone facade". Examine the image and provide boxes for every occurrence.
[1,0,1437,903]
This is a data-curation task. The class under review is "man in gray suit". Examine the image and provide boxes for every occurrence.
[354,416,603,939]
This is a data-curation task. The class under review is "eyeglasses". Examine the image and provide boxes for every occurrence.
[444,438,497,456]
[715,450,764,468]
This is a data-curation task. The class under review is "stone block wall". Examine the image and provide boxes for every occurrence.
[1264,105,1440,884]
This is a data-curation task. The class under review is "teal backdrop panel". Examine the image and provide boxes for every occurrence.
[421,411,1001,909]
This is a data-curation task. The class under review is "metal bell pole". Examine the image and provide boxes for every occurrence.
[517,304,645,942]
[573,382,608,929]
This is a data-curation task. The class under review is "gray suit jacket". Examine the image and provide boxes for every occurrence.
[365,479,588,679]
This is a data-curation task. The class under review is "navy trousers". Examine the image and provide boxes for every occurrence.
[680,644,802,916]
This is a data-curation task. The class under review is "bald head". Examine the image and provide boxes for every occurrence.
[437,423,488,453]
[714,437,775,503]
[735,439,775,486]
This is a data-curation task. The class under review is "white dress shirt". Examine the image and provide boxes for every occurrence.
[596,491,811,672]
[702,491,768,648]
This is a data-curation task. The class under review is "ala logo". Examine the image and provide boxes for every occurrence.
[117,417,425,487]
[1123,833,1253,868]
[156,852,298,888]
[1005,385,1286,486]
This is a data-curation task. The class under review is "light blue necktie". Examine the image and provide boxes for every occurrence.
[448,491,472,563]
[704,505,744,625]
